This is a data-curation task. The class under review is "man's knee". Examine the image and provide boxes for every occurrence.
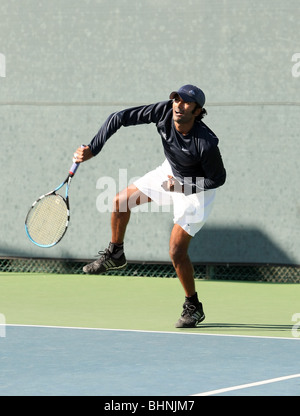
[113,190,129,213]
[169,242,188,265]
[113,186,149,212]
[169,224,192,265]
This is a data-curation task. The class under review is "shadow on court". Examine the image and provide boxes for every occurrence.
[197,323,295,334]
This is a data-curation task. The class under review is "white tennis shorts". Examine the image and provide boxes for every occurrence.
[133,159,216,236]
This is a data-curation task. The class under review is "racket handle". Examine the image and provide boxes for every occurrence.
[69,144,86,176]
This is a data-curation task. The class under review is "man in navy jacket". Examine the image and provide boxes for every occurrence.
[73,84,226,328]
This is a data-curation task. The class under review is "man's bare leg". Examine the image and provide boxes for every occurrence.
[169,224,195,297]
[111,184,152,244]
[83,184,151,274]
[169,224,205,328]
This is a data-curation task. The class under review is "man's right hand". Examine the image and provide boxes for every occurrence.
[73,145,94,163]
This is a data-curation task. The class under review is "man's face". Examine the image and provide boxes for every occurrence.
[172,95,200,125]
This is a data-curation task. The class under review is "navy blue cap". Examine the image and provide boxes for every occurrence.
[170,84,206,107]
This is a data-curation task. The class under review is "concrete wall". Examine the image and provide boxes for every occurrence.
[1,0,299,264]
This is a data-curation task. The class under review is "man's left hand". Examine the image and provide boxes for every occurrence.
[161,175,184,193]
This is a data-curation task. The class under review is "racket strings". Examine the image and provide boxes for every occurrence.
[26,194,69,246]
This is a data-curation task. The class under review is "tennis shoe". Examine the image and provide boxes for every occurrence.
[83,243,127,274]
[175,301,205,328]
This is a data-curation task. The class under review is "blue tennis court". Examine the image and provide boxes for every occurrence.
[1,325,299,396]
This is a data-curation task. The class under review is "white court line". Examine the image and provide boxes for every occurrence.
[4,323,300,341]
[192,373,300,396]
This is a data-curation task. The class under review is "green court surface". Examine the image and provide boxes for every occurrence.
[0,272,299,338]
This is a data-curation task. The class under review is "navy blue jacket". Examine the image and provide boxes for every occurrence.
[89,100,226,193]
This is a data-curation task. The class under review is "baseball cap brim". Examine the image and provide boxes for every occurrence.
[169,91,196,103]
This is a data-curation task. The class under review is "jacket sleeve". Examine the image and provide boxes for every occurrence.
[182,146,226,194]
[88,101,169,156]
[201,145,226,190]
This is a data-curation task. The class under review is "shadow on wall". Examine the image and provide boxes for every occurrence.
[0,227,297,267]
[189,226,296,265]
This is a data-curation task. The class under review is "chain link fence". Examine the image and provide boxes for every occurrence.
[0,256,299,283]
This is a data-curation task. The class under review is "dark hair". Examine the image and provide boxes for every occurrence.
[192,103,207,120]
[198,108,207,120]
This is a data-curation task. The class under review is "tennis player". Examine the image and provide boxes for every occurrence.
[74,85,226,328]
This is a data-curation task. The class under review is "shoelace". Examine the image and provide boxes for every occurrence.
[95,249,111,261]
[181,303,197,317]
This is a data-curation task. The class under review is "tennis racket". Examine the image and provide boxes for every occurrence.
[25,146,84,248]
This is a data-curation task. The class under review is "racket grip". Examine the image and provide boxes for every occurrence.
[69,144,86,176]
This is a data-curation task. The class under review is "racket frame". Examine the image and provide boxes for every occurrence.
[25,149,83,248]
